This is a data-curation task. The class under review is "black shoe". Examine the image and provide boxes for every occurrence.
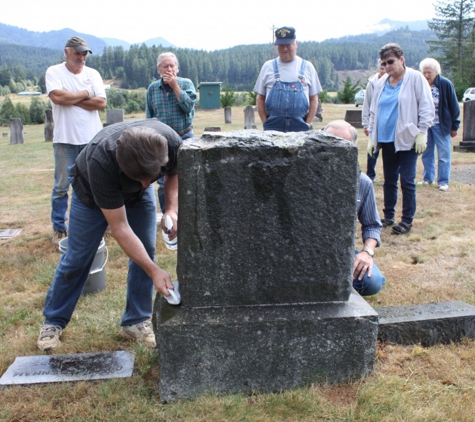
[392,221,412,235]
[381,218,395,228]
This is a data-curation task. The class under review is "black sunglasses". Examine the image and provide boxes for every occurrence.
[381,59,396,67]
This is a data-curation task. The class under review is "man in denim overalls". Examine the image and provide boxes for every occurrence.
[254,26,322,132]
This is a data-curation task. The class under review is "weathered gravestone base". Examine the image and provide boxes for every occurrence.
[377,301,475,346]
[154,129,378,401]
[155,292,377,402]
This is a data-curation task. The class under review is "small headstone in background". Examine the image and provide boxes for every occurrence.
[243,105,256,129]
[44,109,54,142]
[105,109,124,127]
[10,118,24,145]
[224,106,232,124]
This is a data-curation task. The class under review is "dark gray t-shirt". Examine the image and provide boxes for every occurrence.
[71,118,182,210]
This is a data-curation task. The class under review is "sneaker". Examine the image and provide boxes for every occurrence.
[121,320,156,348]
[52,229,67,245]
[37,324,62,351]
[417,181,433,186]
[439,184,449,192]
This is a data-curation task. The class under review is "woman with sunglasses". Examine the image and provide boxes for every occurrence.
[367,43,435,235]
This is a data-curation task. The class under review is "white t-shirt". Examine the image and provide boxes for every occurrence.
[253,56,322,99]
[46,63,106,145]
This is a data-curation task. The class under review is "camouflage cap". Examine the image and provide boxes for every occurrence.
[65,36,93,54]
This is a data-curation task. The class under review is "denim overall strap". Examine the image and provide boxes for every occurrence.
[264,58,310,133]
[272,58,280,80]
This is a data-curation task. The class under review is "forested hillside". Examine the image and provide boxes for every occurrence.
[0,26,435,93]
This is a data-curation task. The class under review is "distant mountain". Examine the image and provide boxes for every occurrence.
[101,37,131,50]
[0,22,175,53]
[142,37,176,48]
[102,36,175,49]
[368,18,429,35]
[0,23,107,54]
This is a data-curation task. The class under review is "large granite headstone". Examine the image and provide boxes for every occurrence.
[10,118,24,144]
[454,101,475,152]
[154,129,378,402]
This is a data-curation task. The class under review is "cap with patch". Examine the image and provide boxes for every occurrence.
[65,36,93,54]
[274,26,296,45]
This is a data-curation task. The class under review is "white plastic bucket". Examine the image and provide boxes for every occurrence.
[58,237,108,295]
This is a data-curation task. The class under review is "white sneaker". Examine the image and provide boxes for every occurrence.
[417,181,433,186]
[37,323,63,350]
[121,320,156,347]
[439,184,449,191]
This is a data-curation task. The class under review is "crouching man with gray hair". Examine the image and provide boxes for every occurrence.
[37,119,181,351]
[323,120,386,296]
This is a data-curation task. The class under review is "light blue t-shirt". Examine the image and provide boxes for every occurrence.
[377,79,403,143]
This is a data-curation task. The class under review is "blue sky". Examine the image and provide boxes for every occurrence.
[2,0,437,50]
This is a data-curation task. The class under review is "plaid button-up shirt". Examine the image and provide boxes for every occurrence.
[146,77,196,133]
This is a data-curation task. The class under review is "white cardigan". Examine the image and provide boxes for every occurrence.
[368,67,434,152]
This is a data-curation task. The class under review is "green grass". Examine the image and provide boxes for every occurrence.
[1,104,475,421]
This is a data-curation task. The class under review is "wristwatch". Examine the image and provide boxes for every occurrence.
[362,247,374,257]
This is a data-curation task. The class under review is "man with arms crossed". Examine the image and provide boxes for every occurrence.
[46,36,107,244]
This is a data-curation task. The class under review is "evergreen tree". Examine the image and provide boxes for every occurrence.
[428,0,475,91]
[0,97,16,126]
[337,77,361,104]
[29,96,48,123]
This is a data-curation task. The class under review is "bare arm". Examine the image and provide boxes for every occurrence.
[49,89,106,111]
[256,94,267,124]
[306,95,318,124]
[102,206,172,295]
[75,96,107,111]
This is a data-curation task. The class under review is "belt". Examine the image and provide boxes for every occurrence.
[176,127,192,136]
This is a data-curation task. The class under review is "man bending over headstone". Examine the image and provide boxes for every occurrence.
[323,120,386,296]
[37,119,181,351]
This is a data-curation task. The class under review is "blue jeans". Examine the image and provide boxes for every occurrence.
[366,150,380,181]
[43,187,157,329]
[380,142,418,225]
[352,251,386,296]
[51,143,87,231]
[157,129,194,213]
[421,124,451,185]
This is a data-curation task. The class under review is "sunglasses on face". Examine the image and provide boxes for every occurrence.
[381,59,396,67]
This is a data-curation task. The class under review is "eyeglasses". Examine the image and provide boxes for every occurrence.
[381,59,396,67]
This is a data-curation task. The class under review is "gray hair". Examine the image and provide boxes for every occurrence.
[116,127,168,181]
[324,120,358,144]
[156,52,179,71]
[419,57,441,74]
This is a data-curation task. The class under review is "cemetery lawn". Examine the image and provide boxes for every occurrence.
[1,104,475,421]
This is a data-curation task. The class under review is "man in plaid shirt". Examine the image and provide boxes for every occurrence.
[146,52,196,212]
